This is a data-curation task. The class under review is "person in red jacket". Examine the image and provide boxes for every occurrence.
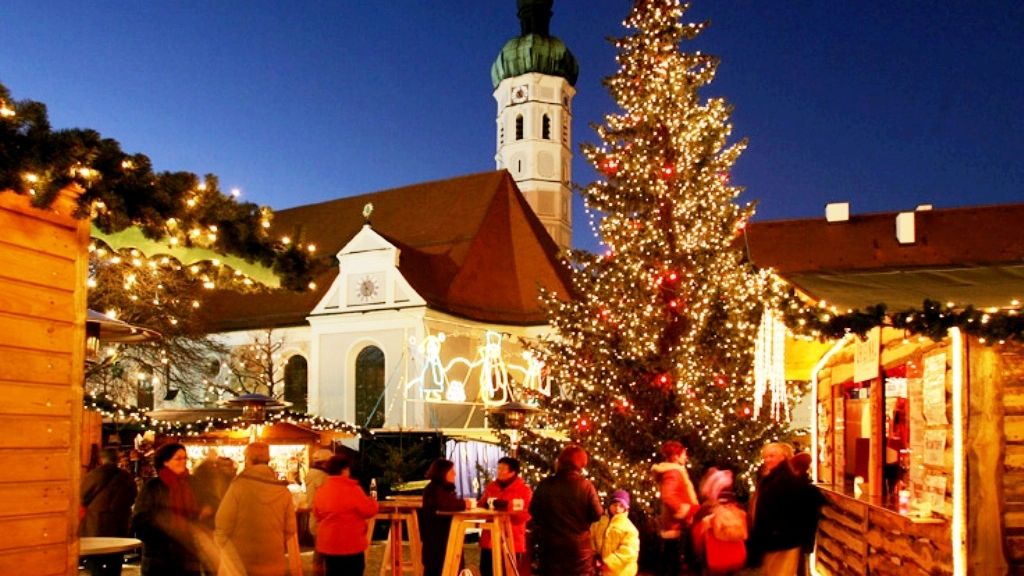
[479,456,532,576]
[651,440,698,576]
[313,454,379,576]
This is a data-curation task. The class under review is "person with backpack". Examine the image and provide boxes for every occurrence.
[691,469,747,575]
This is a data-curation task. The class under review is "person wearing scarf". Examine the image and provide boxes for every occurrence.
[132,442,201,576]
[419,458,470,576]
[478,456,532,576]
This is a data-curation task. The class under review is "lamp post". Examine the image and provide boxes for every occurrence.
[487,401,540,456]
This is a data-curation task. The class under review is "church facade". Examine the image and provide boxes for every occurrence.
[200,1,579,432]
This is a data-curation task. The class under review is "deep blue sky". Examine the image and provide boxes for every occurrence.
[3,1,1021,251]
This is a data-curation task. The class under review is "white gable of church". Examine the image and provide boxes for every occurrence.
[311,224,425,315]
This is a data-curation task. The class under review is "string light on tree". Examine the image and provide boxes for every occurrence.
[518,0,790,505]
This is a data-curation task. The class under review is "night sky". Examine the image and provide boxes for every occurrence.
[3,1,1021,252]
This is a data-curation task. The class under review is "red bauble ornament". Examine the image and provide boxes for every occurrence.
[600,156,619,176]
[714,374,727,387]
[576,417,591,432]
[660,163,676,179]
[653,373,673,390]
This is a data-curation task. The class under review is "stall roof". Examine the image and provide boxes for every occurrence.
[746,203,1024,310]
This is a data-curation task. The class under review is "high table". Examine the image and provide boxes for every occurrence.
[439,509,519,576]
[367,498,423,576]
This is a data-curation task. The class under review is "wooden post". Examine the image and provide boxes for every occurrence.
[0,189,89,575]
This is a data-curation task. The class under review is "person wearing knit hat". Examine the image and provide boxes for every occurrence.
[611,490,630,509]
[590,490,639,576]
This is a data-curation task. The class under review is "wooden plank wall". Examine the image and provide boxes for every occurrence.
[0,190,88,575]
[816,489,953,575]
[992,343,1024,574]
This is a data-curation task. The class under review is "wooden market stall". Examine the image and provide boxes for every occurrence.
[0,190,90,575]
[745,203,1024,575]
[811,328,1023,575]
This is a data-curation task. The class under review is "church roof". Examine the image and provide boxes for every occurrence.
[201,171,572,331]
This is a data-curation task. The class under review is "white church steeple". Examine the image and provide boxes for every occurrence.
[491,0,578,251]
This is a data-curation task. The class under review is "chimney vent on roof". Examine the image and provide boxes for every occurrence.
[896,211,916,245]
[915,204,933,211]
[825,202,849,223]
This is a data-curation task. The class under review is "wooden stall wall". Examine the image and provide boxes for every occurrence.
[974,341,1024,574]
[817,489,953,576]
[0,191,88,575]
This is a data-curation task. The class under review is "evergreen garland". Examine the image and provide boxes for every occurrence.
[0,82,327,291]
[782,292,1024,344]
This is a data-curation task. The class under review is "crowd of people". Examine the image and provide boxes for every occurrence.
[79,439,823,576]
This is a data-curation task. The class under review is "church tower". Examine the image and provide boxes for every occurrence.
[491,0,578,251]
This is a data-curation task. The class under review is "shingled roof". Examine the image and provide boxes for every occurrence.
[201,171,572,331]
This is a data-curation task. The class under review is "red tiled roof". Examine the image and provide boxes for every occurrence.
[744,203,1024,309]
[745,203,1024,274]
[201,171,571,331]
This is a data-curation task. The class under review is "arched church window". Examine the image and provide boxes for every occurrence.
[284,355,308,412]
[515,115,524,141]
[542,114,551,140]
[355,346,385,428]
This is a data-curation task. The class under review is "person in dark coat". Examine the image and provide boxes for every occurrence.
[419,458,470,576]
[81,447,138,576]
[749,442,803,575]
[132,442,202,576]
[789,452,825,576]
[529,445,604,576]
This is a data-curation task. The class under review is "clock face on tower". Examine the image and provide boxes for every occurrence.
[349,272,384,304]
[511,84,529,104]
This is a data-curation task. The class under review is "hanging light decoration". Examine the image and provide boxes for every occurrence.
[753,308,788,420]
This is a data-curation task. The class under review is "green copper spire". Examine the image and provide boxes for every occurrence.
[490,0,579,88]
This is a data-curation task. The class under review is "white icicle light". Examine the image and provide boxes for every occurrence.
[753,309,788,420]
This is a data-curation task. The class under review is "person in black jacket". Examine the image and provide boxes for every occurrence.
[529,445,604,576]
[749,442,803,575]
[419,458,470,576]
[81,447,138,576]
[132,442,202,576]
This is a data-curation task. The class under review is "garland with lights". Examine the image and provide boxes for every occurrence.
[782,293,1024,344]
[0,82,327,291]
[84,394,370,439]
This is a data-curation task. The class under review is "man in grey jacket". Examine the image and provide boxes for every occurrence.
[215,442,298,576]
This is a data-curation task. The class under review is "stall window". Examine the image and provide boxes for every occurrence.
[355,346,385,428]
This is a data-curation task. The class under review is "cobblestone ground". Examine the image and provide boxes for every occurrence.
[109,542,481,575]
[107,544,760,575]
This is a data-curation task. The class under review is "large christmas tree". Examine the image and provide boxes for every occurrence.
[527,0,789,508]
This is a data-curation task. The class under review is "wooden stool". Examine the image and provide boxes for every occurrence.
[439,509,519,576]
[367,501,423,576]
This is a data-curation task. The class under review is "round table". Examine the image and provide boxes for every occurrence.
[79,537,142,556]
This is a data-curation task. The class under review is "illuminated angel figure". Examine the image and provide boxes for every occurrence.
[479,331,510,405]
[420,333,449,399]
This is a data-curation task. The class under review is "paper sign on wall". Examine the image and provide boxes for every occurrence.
[853,327,880,383]
[923,429,947,467]
[923,353,948,425]
[923,474,948,516]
